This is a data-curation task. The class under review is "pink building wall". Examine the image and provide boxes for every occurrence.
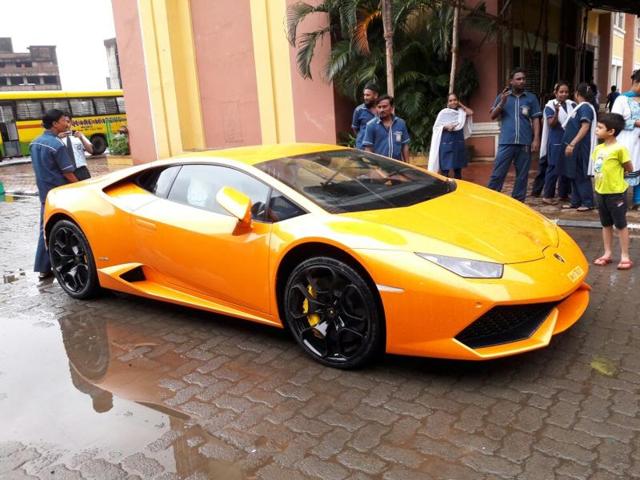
[286,0,338,144]
[190,0,262,148]
[462,0,500,158]
[111,0,157,164]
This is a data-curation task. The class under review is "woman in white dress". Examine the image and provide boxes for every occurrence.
[611,69,640,209]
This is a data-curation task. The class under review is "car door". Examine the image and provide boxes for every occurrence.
[131,164,273,314]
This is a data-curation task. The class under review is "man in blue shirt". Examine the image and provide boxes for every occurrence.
[487,68,542,202]
[351,83,379,149]
[31,109,78,279]
[363,95,410,162]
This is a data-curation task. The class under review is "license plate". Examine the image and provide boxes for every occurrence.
[567,265,584,282]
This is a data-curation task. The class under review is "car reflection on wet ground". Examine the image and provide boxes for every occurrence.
[1,196,640,479]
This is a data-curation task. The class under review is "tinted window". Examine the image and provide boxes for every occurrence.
[267,190,306,222]
[137,166,181,198]
[70,98,95,116]
[256,150,453,213]
[116,97,126,113]
[16,100,43,120]
[42,99,70,112]
[94,97,118,115]
[167,165,270,220]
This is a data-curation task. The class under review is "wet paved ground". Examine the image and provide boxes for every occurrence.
[1,196,640,479]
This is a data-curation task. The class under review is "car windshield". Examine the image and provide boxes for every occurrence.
[255,149,454,213]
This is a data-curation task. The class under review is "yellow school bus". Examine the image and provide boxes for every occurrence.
[0,90,126,159]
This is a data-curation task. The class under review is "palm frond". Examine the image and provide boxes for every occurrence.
[286,1,329,46]
[353,9,381,55]
[296,27,331,79]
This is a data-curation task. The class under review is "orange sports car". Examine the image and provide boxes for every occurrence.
[44,144,590,368]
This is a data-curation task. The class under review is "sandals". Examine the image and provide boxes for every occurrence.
[561,204,578,210]
[593,256,612,266]
[542,198,557,205]
[617,260,633,270]
[576,206,594,212]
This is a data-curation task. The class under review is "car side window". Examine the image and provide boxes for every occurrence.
[137,166,181,198]
[167,165,270,220]
[268,190,306,222]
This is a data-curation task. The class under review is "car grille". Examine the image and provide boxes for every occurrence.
[455,302,559,349]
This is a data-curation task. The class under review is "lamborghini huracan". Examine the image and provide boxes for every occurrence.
[44,144,590,368]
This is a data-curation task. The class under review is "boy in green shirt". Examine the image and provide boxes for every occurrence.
[592,113,633,270]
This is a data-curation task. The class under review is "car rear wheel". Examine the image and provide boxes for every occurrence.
[48,220,100,299]
[90,134,107,155]
[283,257,383,369]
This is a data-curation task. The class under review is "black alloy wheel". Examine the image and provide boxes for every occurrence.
[90,134,107,155]
[48,220,100,299]
[283,256,383,369]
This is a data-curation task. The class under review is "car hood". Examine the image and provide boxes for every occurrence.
[339,180,557,263]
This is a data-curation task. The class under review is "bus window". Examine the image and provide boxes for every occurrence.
[16,100,43,120]
[70,98,95,116]
[42,99,70,112]
[116,97,126,114]
[94,97,118,115]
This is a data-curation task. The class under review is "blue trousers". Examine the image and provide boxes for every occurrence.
[34,202,51,273]
[569,158,594,208]
[543,163,571,199]
[488,144,531,202]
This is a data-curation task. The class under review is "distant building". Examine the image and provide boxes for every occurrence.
[104,38,121,89]
[0,38,61,91]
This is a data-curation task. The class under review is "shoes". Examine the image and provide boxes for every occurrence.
[576,206,594,212]
[593,256,612,266]
[38,271,53,280]
[542,197,557,205]
[561,204,578,210]
[617,259,633,270]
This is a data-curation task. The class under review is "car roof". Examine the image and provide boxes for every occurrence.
[175,143,348,166]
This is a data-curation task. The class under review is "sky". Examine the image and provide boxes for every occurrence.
[3,0,116,90]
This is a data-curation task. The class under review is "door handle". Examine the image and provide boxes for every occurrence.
[135,218,157,231]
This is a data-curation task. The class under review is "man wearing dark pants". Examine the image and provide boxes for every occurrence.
[488,68,542,202]
[30,109,78,280]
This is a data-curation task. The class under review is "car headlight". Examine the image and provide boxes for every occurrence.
[416,253,504,278]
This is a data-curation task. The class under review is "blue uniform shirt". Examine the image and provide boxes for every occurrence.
[492,91,542,145]
[362,116,410,160]
[562,103,594,155]
[351,103,377,149]
[30,130,74,203]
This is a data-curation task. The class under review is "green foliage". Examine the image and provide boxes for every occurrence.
[110,134,130,156]
[287,0,480,153]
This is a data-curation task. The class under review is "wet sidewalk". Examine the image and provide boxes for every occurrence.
[2,154,640,226]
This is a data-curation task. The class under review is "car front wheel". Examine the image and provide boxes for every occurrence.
[283,256,383,369]
[48,219,100,299]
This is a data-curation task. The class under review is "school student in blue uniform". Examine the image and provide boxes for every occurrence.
[30,109,78,279]
[535,81,575,203]
[351,84,379,150]
[362,95,410,162]
[560,83,597,211]
[487,68,542,202]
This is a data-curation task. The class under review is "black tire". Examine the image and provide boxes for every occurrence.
[48,220,101,299]
[283,256,383,369]
[90,134,107,155]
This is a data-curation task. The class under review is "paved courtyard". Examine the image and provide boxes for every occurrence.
[1,195,640,479]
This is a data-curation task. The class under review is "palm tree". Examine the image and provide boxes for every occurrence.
[287,0,479,152]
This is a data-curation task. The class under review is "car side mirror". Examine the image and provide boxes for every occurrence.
[216,186,252,224]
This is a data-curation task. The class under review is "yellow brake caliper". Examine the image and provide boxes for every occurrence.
[303,284,320,327]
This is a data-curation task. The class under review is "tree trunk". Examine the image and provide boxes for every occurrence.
[382,0,394,96]
[449,0,460,93]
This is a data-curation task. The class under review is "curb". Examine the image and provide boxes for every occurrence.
[556,219,640,231]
